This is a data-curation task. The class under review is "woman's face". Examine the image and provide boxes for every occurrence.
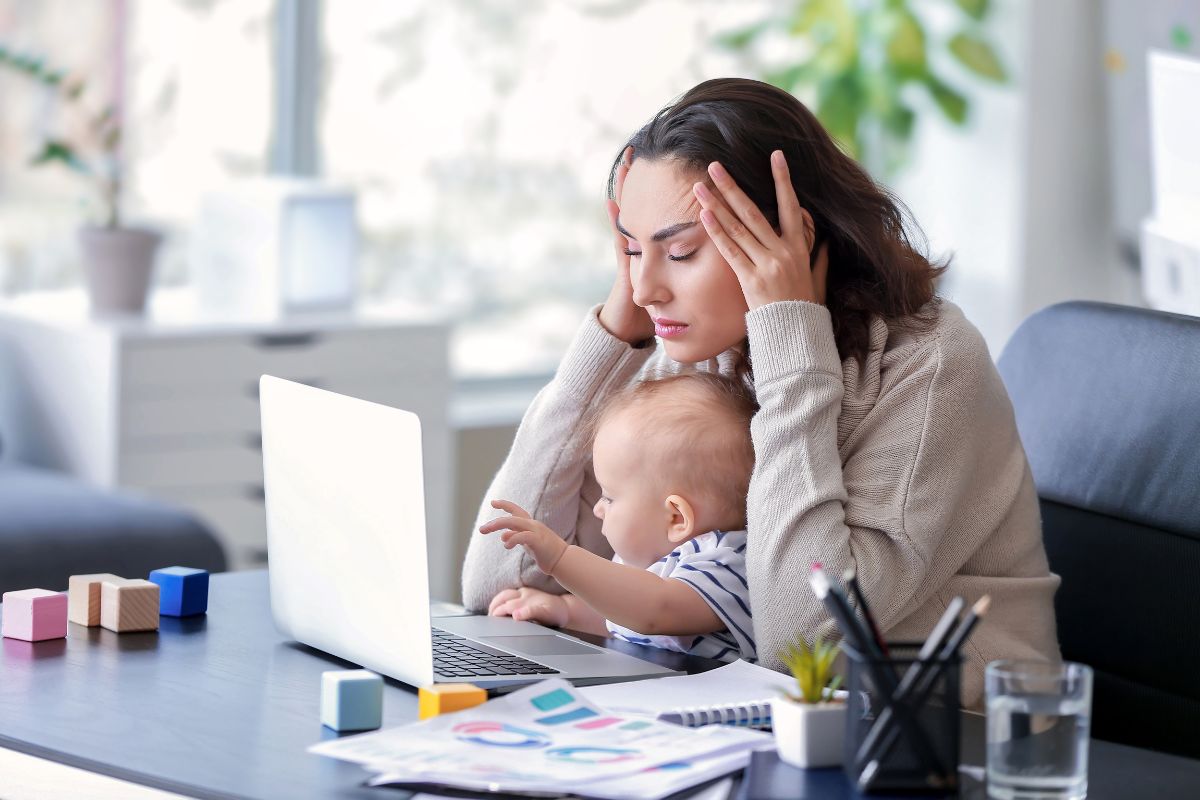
[617,157,750,363]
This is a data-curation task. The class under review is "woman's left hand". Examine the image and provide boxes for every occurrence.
[692,150,828,311]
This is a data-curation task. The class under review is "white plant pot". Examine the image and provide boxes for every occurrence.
[78,225,162,315]
[770,696,847,769]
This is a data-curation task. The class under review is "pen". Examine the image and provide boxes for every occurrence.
[809,565,946,777]
[808,563,871,655]
[863,596,992,775]
[853,595,964,771]
[843,567,889,657]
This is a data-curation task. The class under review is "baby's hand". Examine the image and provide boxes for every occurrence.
[488,587,569,628]
[478,499,569,575]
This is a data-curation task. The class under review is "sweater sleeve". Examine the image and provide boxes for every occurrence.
[744,300,988,671]
[460,303,658,611]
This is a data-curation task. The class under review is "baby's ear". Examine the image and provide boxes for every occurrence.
[664,494,696,544]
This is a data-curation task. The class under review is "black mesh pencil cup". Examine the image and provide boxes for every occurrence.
[842,642,962,794]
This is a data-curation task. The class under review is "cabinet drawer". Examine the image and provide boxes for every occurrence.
[119,443,263,488]
[149,485,268,569]
[121,325,447,397]
[120,379,450,443]
[195,494,269,569]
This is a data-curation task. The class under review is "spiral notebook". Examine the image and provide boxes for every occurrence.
[579,659,802,730]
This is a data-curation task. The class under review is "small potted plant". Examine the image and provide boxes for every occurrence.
[771,633,846,768]
[0,44,160,315]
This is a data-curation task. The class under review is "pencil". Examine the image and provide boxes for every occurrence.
[843,567,889,656]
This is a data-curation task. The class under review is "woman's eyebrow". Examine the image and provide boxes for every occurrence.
[615,217,698,242]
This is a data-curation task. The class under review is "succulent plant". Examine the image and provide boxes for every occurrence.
[778,633,844,704]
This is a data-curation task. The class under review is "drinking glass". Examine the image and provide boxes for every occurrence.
[985,660,1092,800]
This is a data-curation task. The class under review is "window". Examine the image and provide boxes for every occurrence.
[1,0,774,378]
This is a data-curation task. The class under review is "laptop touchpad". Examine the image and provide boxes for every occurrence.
[479,635,599,656]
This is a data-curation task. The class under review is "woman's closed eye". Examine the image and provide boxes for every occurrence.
[623,248,696,262]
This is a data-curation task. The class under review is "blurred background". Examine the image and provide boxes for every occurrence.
[0,0,1196,602]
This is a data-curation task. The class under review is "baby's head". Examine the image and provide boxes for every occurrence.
[586,371,757,568]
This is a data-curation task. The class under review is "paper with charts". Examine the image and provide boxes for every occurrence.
[308,678,771,795]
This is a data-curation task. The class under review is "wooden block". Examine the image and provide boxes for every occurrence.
[1,589,68,642]
[320,670,383,732]
[68,573,124,627]
[418,683,487,720]
[147,566,209,617]
[100,579,160,633]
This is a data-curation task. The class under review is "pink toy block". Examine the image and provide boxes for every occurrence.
[2,589,69,642]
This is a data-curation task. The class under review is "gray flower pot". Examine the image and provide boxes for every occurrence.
[78,226,163,315]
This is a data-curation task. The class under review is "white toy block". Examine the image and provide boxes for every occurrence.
[68,573,123,626]
[321,670,383,732]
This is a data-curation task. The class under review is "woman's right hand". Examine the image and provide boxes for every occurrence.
[598,145,656,345]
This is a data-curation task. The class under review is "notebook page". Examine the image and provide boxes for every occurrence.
[578,659,796,717]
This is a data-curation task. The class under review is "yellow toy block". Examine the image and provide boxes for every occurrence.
[418,683,487,719]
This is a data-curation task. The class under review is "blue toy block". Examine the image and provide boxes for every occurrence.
[321,670,383,732]
[147,567,210,617]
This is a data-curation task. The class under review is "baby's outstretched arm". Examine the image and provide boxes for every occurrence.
[480,499,723,636]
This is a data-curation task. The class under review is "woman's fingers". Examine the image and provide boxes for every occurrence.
[606,199,628,260]
[771,150,807,247]
[615,145,633,205]
[697,204,755,279]
[693,186,770,270]
[701,161,778,253]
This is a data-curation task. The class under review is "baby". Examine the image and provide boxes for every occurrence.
[479,371,758,662]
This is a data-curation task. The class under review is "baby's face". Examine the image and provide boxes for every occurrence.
[590,415,679,569]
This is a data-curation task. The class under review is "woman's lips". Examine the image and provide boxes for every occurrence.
[654,321,689,338]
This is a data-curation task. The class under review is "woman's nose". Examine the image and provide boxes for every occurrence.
[631,257,668,308]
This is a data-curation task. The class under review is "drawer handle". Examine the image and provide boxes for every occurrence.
[246,485,266,501]
[245,434,263,450]
[253,332,320,349]
[246,377,324,398]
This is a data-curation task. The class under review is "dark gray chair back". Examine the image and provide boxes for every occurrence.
[996,300,1200,760]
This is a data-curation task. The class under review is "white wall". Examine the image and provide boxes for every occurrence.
[893,0,1143,362]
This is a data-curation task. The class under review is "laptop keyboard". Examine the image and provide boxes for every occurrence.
[431,627,560,678]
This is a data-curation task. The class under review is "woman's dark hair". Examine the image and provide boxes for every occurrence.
[605,77,948,386]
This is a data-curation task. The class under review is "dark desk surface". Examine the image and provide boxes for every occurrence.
[1,570,1198,799]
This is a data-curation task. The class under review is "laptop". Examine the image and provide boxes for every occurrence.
[258,375,679,690]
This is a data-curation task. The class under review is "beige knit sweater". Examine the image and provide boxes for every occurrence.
[461,297,1061,708]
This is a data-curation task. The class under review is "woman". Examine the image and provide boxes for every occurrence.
[461,77,1060,708]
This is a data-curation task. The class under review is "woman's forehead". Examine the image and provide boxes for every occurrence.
[620,159,706,238]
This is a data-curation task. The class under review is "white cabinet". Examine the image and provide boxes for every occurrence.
[0,290,457,597]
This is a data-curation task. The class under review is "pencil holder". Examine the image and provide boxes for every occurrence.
[841,642,961,794]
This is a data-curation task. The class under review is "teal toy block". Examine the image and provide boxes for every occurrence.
[147,567,209,617]
[321,670,383,732]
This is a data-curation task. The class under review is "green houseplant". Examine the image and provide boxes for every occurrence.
[771,633,847,768]
[714,0,1009,177]
[0,43,161,314]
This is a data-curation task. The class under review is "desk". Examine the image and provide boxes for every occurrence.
[2,570,1198,799]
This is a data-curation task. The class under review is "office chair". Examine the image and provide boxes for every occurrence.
[996,300,1200,760]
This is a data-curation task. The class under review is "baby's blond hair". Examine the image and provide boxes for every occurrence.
[586,371,758,528]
